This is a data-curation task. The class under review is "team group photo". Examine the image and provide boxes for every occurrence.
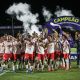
[0,0,80,80]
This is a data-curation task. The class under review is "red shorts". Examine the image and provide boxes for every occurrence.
[24,53,34,60]
[37,54,45,60]
[63,53,69,59]
[3,53,13,61]
[47,53,55,60]
[13,54,21,60]
[55,50,61,56]
[0,53,4,59]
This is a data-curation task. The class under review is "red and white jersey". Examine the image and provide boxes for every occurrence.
[25,43,34,54]
[0,42,4,53]
[47,42,55,53]
[27,45,34,54]
[4,41,12,54]
[37,46,44,54]
[62,40,70,54]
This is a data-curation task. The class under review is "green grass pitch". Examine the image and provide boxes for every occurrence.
[0,61,80,80]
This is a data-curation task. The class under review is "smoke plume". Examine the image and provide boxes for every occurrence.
[6,3,41,35]
[54,6,74,17]
[42,7,52,22]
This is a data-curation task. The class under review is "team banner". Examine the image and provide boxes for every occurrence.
[45,16,80,32]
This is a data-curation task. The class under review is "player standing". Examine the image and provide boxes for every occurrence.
[36,39,45,71]
[24,39,34,73]
[62,35,70,70]
[47,36,55,71]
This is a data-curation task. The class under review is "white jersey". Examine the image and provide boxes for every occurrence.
[25,44,34,54]
[47,42,55,53]
[4,41,12,54]
[0,42,4,53]
[37,46,44,54]
[28,45,34,54]
[62,40,70,54]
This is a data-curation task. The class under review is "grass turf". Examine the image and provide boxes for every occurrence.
[0,61,80,80]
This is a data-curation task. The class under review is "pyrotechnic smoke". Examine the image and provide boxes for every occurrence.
[54,6,74,17]
[6,3,41,35]
[42,7,52,22]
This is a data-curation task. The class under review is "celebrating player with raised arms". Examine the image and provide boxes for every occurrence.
[47,35,55,71]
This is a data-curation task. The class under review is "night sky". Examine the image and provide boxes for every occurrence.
[0,0,80,26]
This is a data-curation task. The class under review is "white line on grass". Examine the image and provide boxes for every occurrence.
[0,72,6,76]
[0,70,8,76]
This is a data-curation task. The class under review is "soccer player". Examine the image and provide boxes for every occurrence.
[2,36,13,70]
[20,39,25,69]
[12,39,18,71]
[16,39,22,70]
[24,40,34,73]
[54,37,62,69]
[47,36,55,71]
[62,35,70,70]
[3,36,13,61]
[36,40,45,71]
